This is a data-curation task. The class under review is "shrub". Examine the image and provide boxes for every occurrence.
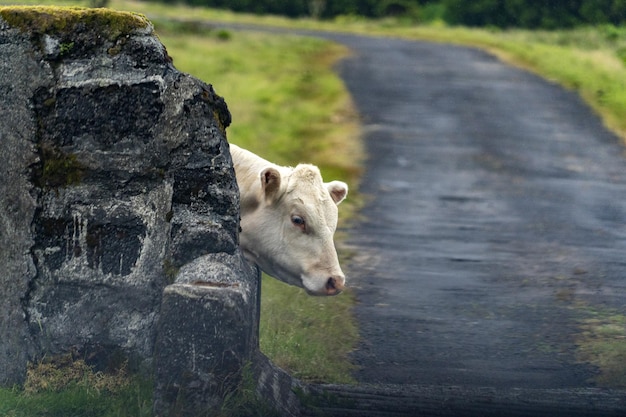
[442,0,626,29]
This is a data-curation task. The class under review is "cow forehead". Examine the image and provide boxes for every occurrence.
[286,164,326,198]
[284,164,337,224]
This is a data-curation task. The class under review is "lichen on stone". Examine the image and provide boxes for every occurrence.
[0,6,151,41]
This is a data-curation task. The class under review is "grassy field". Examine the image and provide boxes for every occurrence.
[1,1,626,414]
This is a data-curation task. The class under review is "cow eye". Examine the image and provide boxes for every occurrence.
[291,215,306,231]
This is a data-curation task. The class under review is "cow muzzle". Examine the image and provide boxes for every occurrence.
[325,275,345,296]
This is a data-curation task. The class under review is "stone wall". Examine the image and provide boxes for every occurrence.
[0,7,270,414]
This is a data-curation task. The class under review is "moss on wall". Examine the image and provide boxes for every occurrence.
[34,143,87,189]
[0,6,150,41]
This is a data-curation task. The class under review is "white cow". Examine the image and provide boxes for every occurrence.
[229,144,348,296]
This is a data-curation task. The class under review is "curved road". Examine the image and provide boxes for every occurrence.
[321,34,626,390]
[205,22,626,413]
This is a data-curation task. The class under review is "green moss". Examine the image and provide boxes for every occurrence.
[36,143,86,189]
[212,109,227,134]
[43,97,56,107]
[59,41,74,55]
[162,259,179,283]
[577,310,626,388]
[0,6,150,41]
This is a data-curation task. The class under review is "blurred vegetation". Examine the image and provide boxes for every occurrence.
[145,0,626,28]
[577,309,626,388]
[150,0,432,21]
[443,0,626,29]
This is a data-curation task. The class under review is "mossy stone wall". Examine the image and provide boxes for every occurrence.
[0,7,264,415]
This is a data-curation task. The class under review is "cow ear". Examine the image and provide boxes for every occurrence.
[326,181,348,205]
[260,167,281,200]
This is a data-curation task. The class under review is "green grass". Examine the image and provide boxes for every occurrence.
[577,308,626,388]
[0,382,153,417]
[0,357,153,417]
[259,277,358,384]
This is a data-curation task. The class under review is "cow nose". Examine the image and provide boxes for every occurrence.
[325,276,345,295]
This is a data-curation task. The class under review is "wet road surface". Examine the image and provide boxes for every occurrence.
[321,34,626,389]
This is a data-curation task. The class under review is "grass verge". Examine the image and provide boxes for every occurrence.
[576,307,626,388]
[0,355,153,417]
[259,277,358,384]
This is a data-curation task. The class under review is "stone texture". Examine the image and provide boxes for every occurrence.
[153,253,260,416]
[0,7,244,385]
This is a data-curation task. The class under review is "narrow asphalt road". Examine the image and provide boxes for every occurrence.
[320,34,626,390]
[201,22,626,413]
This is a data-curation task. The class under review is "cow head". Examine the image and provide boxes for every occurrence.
[239,163,348,296]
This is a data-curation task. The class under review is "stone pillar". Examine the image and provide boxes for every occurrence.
[0,6,239,384]
[153,253,260,416]
[0,7,297,416]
